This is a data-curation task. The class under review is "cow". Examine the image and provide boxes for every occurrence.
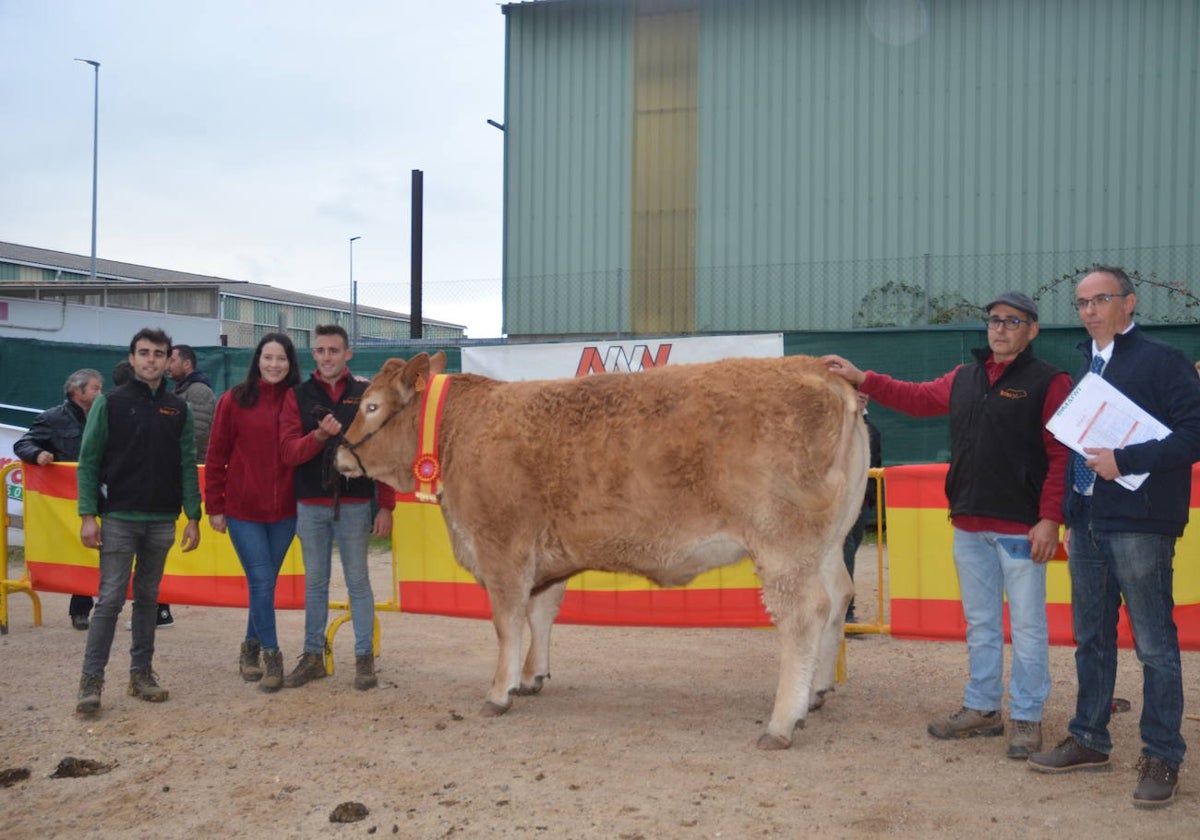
[335,351,869,749]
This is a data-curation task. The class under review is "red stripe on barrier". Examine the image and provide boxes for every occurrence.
[880,463,946,508]
[23,464,80,499]
[893,598,1200,650]
[400,582,772,627]
[27,562,307,609]
[27,562,99,596]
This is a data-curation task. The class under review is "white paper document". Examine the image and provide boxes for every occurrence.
[1045,372,1171,491]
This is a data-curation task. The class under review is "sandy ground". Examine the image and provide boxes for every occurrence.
[2,544,1199,839]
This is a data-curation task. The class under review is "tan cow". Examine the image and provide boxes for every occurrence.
[335,351,868,749]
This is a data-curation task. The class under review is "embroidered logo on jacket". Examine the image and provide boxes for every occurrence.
[998,388,1028,400]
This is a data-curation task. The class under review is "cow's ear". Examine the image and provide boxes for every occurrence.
[430,351,448,375]
[379,358,405,380]
[402,353,431,390]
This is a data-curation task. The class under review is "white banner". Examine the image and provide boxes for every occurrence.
[1,424,27,546]
[462,333,783,381]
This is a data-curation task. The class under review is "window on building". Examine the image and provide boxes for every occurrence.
[167,289,217,317]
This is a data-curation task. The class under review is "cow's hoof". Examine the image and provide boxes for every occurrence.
[515,674,546,696]
[756,733,792,751]
[480,700,511,718]
[809,688,833,712]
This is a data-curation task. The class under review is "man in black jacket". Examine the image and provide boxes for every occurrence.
[278,325,394,691]
[13,368,104,629]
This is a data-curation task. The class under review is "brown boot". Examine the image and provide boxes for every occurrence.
[127,669,169,702]
[282,652,327,688]
[239,640,263,682]
[76,673,104,715]
[354,654,378,691]
[260,649,284,693]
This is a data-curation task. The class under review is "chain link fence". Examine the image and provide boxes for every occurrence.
[337,244,1199,338]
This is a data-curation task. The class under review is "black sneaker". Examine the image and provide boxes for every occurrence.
[1027,736,1110,773]
[156,607,174,628]
[1132,755,1179,808]
[71,614,90,631]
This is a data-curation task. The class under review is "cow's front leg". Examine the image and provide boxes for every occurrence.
[482,587,527,717]
[756,568,828,749]
[517,580,567,695]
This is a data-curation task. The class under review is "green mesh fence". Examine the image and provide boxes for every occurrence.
[5,326,1200,465]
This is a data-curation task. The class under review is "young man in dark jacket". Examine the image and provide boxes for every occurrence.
[1028,266,1200,809]
[13,368,104,629]
[74,328,202,715]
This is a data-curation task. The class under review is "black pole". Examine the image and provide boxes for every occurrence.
[410,169,423,339]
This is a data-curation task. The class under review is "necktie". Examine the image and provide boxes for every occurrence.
[1071,355,1106,493]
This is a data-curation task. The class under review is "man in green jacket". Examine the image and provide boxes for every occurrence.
[74,327,202,715]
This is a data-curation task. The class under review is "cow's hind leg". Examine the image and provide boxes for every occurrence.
[481,583,530,717]
[809,556,854,712]
[517,580,566,695]
[756,568,830,750]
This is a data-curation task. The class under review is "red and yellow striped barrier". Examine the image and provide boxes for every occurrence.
[392,494,772,627]
[21,461,1200,649]
[886,463,1200,650]
[22,463,306,608]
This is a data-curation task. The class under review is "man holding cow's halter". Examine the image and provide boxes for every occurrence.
[278,324,394,691]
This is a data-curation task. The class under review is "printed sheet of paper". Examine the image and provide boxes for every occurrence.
[1045,372,1171,491]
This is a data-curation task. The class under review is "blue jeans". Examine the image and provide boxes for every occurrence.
[1067,526,1185,767]
[227,516,297,651]
[82,518,176,679]
[296,502,374,656]
[952,528,1051,721]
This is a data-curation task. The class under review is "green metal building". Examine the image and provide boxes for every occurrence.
[499,0,1199,338]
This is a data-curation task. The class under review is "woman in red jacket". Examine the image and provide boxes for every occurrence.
[205,333,301,692]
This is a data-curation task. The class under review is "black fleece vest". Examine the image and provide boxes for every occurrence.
[292,375,375,502]
[944,348,1062,524]
[100,381,187,515]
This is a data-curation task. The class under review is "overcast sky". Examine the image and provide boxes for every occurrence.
[0,1,508,336]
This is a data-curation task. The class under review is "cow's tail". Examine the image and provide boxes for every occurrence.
[833,384,871,544]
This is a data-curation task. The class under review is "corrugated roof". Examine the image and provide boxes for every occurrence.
[0,240,463,327]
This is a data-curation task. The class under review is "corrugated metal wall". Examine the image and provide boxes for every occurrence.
[503,0,1200,336]
[502,0,634,336]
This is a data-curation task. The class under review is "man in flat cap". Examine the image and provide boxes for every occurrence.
[823,291,1071,760]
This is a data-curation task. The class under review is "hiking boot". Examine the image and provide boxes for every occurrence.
[260,649,284,693]
[354,654,378,691]
[1027,736,1110,773]
[1007,719,1043,759]
[282,652,327,688]
[76,673,103,715]
[127,669,169,703]
[239,640,263,682]
[927,706,1004,740]
[1132,755,1179,808]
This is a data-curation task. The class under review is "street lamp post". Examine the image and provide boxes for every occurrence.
[349,236,361,346]
[75,58,100,282]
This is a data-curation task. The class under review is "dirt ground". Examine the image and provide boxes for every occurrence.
[2,544,1198,839]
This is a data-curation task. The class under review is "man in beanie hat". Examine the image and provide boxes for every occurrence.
[823,291,1071,760]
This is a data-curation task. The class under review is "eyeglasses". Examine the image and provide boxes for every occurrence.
[985,316,1032,331]
[1075,293,1129,310]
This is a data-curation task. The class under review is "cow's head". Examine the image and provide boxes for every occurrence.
[335,350,448,491]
